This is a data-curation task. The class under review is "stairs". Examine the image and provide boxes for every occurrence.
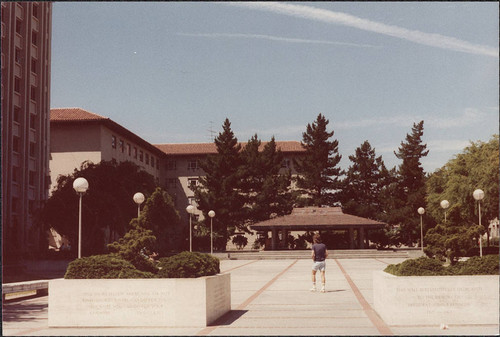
[226,249,409,260]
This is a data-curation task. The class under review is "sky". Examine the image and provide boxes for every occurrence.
[50,2,499,173]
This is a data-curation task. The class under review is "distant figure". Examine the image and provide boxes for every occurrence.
[140,247,158,262]
[310,233,328,293]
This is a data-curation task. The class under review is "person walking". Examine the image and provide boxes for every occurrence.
[310,233,328,293]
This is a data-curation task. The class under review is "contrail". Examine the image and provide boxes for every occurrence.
[177,32,379,48]
[228,2,498,58]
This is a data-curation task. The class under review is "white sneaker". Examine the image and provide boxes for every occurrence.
[320,287,325,293]
[310,286,317,292]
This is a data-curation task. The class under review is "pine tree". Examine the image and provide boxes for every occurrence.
[341,140,390,220]
[239,135,293,224]
[389,120,429,246]
[293,113,342,206]
[194,118,245,250]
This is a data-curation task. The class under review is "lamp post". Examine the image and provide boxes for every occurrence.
[440,200,450,224]
[208,210,215,255]
[73,177,89,259]
[473,189,485,257]
[133,192,145,217]
[417,207,425,253]
[186,205,195,252]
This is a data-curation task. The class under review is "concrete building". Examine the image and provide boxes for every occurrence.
[49,108,164,192]
[1,2,53,257]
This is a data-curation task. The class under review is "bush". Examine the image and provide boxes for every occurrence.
[385,255,500,276]
[384,257,449,276]
[156,251,220,278]
[231,235,248,250]
[64,254,155,279]
[448,255,499,275]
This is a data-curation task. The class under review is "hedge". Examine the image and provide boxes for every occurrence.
[64,254,155,279]
[385,255,499,276]
[156,251,220,278]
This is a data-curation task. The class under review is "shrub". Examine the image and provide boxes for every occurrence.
[384,257,449,276]
[448,255,499,275]
[232,235,248,250]
[64,254,155,279]
[156,251,220,278]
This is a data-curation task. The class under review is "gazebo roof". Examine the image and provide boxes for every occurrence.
[250,207,386,231]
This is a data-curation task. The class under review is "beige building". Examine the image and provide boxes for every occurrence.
[49,108,163,192]
[1,2,53,256]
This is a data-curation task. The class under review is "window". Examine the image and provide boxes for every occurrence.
[166,160,176,170]
[127,143,131,156]
[15,19,22,34]
[119,139,124,153]
[156,161,160,170]
[145,153,149,165]
[188,178,198,190]
[32,4,39,18]
[29,170,36,186]
[13,136,20,153]
[14,107,21,123]
[29,113,36,129]
[167,178,176,189]
[15,48,22,63]
[31,58,37,73]
[151,157,155,168]
[14,77,20,93]
[139,151,143,162]
[29,142,35,157]
[187,160,198,170]
[32,31,38,45]
[281,158,291,168]
[12,166,19,182]
[111,135,116,149]
[133,147,137,159]
[30,86,37,100]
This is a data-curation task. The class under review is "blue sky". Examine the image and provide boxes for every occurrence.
[50,2,499,173]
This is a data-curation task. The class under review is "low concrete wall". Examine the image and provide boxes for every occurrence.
[373,270,499,325]
[48,273,230,327]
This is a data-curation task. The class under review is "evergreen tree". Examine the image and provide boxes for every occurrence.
[341,140,390,220]
[388,121,429,246]
[194,118,245,250]
[293,114,342,206]
[239,135,294,224]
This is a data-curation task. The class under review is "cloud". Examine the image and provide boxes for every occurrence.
[228,2,498,58]
[177,32,379,48]
[426,108,490,129]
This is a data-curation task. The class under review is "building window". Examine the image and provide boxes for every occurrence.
[29,113,36,129]
[14,77,20,93]
[281,158,291,168]
[119,139,124,153]
[32,31,38,46]
[30,86,37,100]
[145,153,149,165]
[15,48,22,63]
[12,166,19,182]
[188,178,198,191]
[187,160,198,170]
[111,135,116,149]
[167,178,176,189]
[32,4,39,18]
[14,107,21,123]
[139,151,143,162]
[133,147,137,159]
[166,160,176,170]
[31,58,37,73]
[29,170,36,186]
[15,19,22,34]
[156,160,160,170]
[151,157,155,168]
[127,143,131,156]
[13,136,20,153]
[29,142,35,157]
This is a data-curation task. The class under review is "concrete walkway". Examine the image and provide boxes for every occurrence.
[3,258,499,336]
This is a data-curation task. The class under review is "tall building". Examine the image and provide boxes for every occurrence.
[1,2,53,258]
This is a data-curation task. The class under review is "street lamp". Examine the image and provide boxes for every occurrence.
[133,192,145,218]
[186,204,195,252]
[440,200,450,223]
[473,189,485,257]
[73,177,89,259]
[208,210,215,255]
[417,207,425,253]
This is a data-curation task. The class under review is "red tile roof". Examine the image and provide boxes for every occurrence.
[250,207,386,230]
[50,108,109,122]
[155,141,305,155]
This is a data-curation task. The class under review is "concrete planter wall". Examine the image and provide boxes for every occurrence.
[48,273,230,327]
[373,270,499,325]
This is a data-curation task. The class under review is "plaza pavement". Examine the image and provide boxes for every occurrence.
[3,258,499,336]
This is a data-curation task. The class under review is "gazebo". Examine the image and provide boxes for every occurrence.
[250,207,386,250]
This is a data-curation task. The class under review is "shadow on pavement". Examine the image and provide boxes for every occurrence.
[209,310,248,326]
[2,299,47,322]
